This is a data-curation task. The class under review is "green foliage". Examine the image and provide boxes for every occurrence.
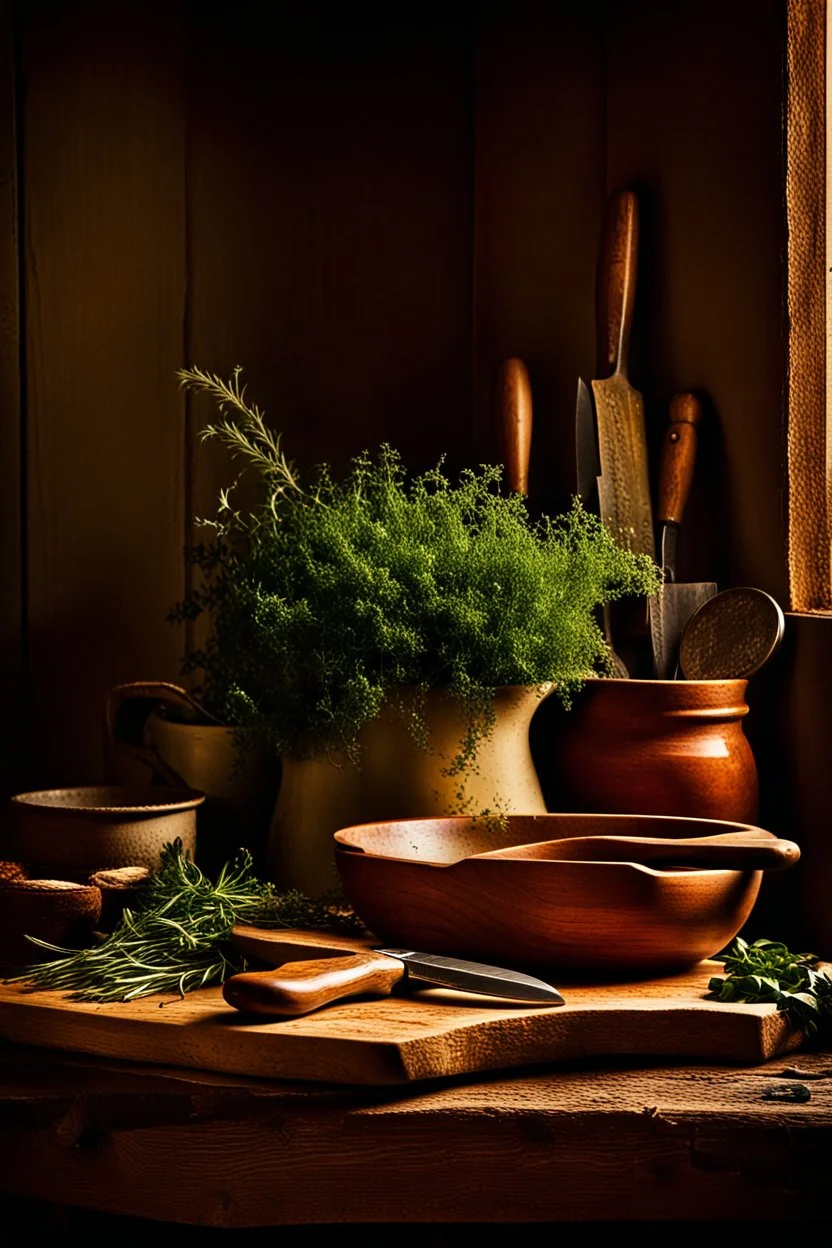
[8,840,363,1003]
[169,367,662,773]
[708,936,832,1040]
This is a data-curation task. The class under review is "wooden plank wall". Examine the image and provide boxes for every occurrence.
[0,0,20,801]
[19,0,186,787]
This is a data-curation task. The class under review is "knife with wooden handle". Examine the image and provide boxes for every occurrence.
[222,942,564,1017]
[649,392,717,678]
[493,357,532,495]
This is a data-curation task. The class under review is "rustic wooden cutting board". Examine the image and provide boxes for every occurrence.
[0,934,804,1086]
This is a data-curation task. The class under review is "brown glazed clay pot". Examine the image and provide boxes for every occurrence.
[543,677,759,824]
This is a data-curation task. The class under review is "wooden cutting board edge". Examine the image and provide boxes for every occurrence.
[0,973,805,1087]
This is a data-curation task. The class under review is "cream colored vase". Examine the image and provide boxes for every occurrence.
[267,684,552,896]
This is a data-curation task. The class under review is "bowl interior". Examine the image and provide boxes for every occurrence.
[10,785,205,816]
[333,812,760,866]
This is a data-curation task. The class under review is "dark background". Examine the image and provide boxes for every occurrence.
[1,0,829,952]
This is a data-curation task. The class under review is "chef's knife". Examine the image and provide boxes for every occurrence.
[590,189,655,562]
[649,392,717,678]
[222,947,565,1017]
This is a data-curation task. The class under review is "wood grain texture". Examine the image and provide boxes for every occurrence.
[0,1,21,802]
[657,392,703,526]
[472,5,605,513]
[1,1046,830,1226]
[21,0,186,785]
[0,958,803,1088]
[184,8,473,524]
[604,0,787,600]
[786,0,828,608]
[223,951,404,1016]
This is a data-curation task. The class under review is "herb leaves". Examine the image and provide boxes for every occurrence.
[9,840,363,1003]
[708,937,832,1040]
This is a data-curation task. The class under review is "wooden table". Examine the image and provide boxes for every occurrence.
[1,1040,831,1233]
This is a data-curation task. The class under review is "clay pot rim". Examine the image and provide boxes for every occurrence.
[580,676,749,688]
[11,785,206,816]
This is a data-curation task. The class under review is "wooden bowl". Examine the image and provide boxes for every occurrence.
[333,813,776,976]
[8,785,205,880]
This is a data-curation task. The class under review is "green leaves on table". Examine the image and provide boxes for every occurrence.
[708,937,832,1040]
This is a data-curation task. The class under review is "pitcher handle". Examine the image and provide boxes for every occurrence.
[104,681,215,786]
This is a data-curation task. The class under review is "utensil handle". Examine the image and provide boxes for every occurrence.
[595,190,638,379]
[658,392,702,526]
[222,952,405,1017]
[493,357,532,495]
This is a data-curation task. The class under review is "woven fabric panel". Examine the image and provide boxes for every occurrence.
[786,0,831,609]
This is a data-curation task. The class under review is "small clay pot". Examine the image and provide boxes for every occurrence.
[0,879,102,969]
[88,865,152,931]
[540,677,759,824]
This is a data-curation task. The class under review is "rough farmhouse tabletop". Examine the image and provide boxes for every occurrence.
[0,1040,830,1229]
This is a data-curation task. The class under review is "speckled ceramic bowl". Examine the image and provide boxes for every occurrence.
[8,786,204,880]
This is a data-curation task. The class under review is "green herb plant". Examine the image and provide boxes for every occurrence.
[708,936,832,1040]
[169,368,661,801]
[10,840,363,1003]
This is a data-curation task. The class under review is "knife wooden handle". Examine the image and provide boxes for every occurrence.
[595,190,638,380]
[222,952,405,1017]
[658,392,702,525]
[493,357,532,495]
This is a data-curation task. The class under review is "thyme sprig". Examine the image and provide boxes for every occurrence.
[707,937,832,1040]
[8,840,364,1003]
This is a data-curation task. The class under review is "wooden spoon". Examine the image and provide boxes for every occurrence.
[471,831,800,872]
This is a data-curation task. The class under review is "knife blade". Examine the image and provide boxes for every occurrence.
[649,392,717,678]
[222,946,564,1017]
[575,376,600,507]
[590,189,655,561]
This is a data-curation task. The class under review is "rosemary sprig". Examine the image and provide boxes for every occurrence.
[707,936,832,1039]
[7,840,364,1003]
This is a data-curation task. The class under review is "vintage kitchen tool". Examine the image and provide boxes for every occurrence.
[678,587,786,680]
[493,357,533,494]
[588,189,654,561]
[222,943,565,1017]
[332,813,795,976]
[576,189,654,673]
[649,392,718,678]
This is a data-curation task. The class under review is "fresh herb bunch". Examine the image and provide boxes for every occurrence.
[708,936,832,1040]
[170,367,661,771]
[10,840,364,1003]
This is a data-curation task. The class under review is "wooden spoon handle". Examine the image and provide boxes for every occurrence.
[222,951,404,1017]
[493,357,532,495]
[476,833,800,871]
[595,189,638,379]
[657,392,702,527]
